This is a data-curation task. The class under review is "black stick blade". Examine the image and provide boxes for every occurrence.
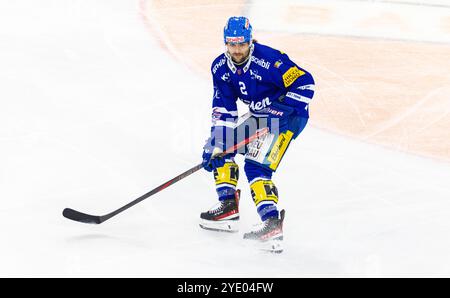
[63,208,102,224]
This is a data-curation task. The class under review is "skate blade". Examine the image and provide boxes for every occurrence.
[199,219,239,233]
[243,238,283,253]
[259,239,283,254]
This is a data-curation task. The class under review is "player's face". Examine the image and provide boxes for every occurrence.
[226,42,250,64]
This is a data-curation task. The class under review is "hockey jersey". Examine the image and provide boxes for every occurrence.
[210,42,315,132]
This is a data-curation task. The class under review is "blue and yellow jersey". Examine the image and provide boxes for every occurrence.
[210,42,315,131]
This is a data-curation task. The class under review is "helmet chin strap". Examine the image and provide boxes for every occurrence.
[224,43,254,73]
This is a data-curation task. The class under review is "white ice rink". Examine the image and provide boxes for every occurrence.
[1,0,450,277]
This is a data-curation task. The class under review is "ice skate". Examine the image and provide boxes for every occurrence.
[199,190,240,233]
[243,209,285,253]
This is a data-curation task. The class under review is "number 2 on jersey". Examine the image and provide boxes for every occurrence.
[239,81,248,95]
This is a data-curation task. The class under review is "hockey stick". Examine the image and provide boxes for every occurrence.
[62,127,269,224]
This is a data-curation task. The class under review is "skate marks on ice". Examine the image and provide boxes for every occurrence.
[198,227,342,277]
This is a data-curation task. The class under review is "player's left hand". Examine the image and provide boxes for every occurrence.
[264,97,295,134]
[266,116,289,135]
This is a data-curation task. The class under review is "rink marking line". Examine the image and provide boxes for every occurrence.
[138,0,183,62]
[140,0,450,162]
[360,86,448,141]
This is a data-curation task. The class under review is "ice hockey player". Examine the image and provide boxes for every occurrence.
[199,16,315,253]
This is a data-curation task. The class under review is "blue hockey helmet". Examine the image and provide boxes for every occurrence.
[223,16,252,44]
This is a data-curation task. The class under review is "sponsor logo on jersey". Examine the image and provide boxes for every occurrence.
[250,69,262,81]
[221,72,230,81]
[251,56,270,69]
[212,58,226,74]
[282,66,305,87]
[286,91,311,104]
[249,97,272,111]
[297,84,314,91]
[274,60,283,68]
[225,36,245,43]
[213,86,221,100]
[267,107,284,117]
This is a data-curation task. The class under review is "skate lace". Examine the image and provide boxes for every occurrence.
[209,201,225,214]
[251,221,269,234]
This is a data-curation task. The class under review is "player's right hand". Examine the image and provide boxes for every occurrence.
[202,146,226,172]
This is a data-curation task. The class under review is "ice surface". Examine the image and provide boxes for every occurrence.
[0,0,449,277]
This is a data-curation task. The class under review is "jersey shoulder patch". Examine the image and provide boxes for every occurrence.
[282,66,305,87]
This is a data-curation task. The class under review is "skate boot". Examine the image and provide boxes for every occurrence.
[243,209,285,253]
[199,190,240,233]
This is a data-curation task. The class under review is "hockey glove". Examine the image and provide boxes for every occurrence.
[263,99,294,135]
[265,116,289,135]
[202,126,236,172]
[202,146,227,172]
